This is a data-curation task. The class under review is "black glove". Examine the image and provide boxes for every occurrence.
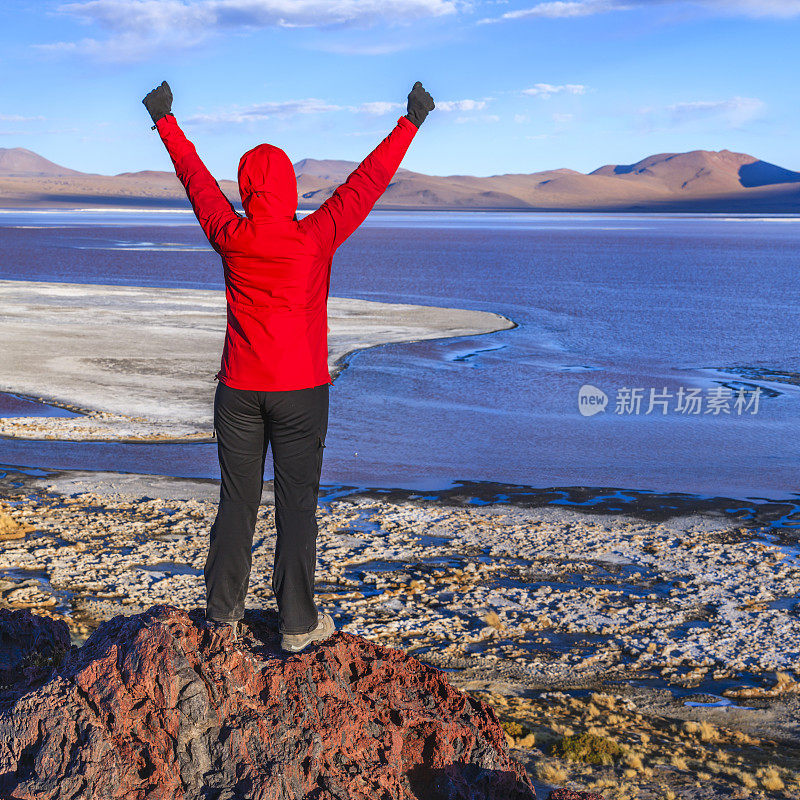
[405,81,435,128]
[142,81,173,126]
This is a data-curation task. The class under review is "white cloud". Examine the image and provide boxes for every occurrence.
[306,39,418,55]
[522,83,586,98]
[479,0,800,24]
[357,101,405,115]
[343,128,399,136]
[701,0,800,17]
[454,113,500,123]
[669,96,766,126]
[58,0,459,29]
[639,95,766,130]
[186,98,346,125]
[436,99,487,111]
[478,0,623,23]
[552,112,574,122]
[185,96,476,125]
[43,0,460,59]
[0,114,46,122]
[514,113,529,123]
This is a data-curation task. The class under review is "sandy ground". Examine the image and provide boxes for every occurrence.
[1,466,798,799]
[0,279,512,440]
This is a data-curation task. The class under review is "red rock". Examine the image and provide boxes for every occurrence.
[0,607,70,704]
[0,604,536,799]
[547,790,605,800]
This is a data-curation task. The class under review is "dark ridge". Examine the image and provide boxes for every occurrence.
[739,159,800,188]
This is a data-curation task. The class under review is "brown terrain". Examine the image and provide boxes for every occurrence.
[1,146,800,212]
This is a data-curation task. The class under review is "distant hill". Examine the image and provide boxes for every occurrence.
[0,147,83,177]
[293,158,360,183]
[590,149,800,193]
[1,145,800,212]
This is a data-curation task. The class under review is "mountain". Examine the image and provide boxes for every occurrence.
[1,146,800,212]
[0,147,82,177]
[293,158,360,183]
[290,150,800,211]
[590,149,800,193]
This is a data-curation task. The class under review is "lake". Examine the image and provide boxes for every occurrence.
[0,209,798,503]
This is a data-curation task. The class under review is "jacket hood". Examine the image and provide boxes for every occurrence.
[238,143,298,221]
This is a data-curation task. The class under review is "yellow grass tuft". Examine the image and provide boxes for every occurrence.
[589,692,618,710]
[698,720,719,742]
[550,722,573,736]
[775,671,800,693]
[759,766,785,791]
[734,769,758,789]
[714,747,730,763]
[586,775,619,791]
[536,761,568,784]
[670,754,689,770]
[623,752,645,772]
[0,510,33,540]
[585,702,602,718]
[682,720,699,735]
[682,718,720,742]
[501,720,536,749]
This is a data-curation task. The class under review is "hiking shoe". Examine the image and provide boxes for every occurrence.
[281,612,335,653]
[206,619,239,641]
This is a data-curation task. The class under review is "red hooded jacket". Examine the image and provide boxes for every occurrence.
[155,113,418,391]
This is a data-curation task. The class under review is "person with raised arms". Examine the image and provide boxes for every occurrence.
[141,79,435,653]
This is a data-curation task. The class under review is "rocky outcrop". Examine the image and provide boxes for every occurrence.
[547,791,605,800]
[0,604,536,799]
[0,607,70,704]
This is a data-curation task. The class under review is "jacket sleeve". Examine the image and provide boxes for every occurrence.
[301,115,418,255]
[155,114,240,250]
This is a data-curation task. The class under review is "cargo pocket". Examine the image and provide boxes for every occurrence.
[316,435,326,471]
[315,435,326,492]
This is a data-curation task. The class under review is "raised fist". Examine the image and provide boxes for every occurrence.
[405,81,435,128]
[142,81,173,125]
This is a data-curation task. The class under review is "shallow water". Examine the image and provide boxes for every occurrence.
[0,210,798,500]
[0,392,79,418]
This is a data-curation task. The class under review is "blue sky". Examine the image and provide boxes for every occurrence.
[1,0,800,179]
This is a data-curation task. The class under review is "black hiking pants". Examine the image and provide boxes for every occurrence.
[204,380,328,635]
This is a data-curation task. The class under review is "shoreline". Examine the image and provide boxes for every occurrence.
[0,279,514,441]
[3,201,800,215]
[5,466,798,536]
[0,464,798,798]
